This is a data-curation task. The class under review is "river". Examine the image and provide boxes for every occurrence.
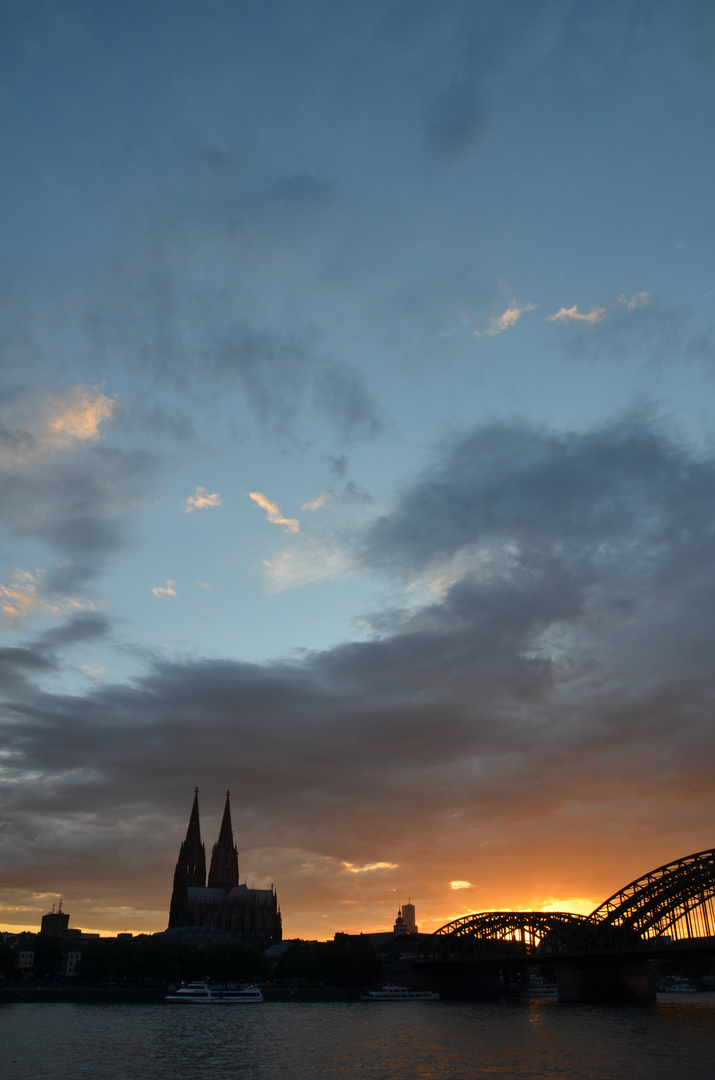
[2,995,714,1079]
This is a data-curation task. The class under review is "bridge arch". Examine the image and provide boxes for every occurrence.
[422,910,589,960]
[422,848,715,961]
[587,847,715,941]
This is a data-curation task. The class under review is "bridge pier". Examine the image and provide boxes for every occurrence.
[557,962,656,1003]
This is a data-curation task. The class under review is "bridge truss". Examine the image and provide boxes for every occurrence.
[586,847,715,942]
[421,848,715,961]
[424,911,589,961]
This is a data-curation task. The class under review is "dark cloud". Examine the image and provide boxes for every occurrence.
[422,0,565,164]
[0,442,159,593]
[2,416,715,930]
[0,422,36,457]
[139,407,197,444]
[426,73,489,163]
[342,480,373,504]
[0,614,110,697]
[212,329,314,438]
[325,454,349,478]
[0,645,57,698]
[314,365,385,443]
[30,612,113,653]
[0,158,388,451]
[360,416,715,577]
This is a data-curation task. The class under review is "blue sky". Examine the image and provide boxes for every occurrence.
[2,0,715,938]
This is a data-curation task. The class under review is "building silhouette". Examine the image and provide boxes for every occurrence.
[393,903,418,935]
[402,901,418,933]
[41,900,70,938]
[168,789,281,945]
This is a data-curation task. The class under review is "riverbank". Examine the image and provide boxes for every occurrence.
[0,985,362,1004]
[0,987,168,1004]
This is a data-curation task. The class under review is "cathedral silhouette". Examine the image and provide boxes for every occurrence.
[168,789,281,945]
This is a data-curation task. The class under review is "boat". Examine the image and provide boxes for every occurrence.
[657,977,698,993]
[165,981,263,1003]
[361,984,440,1001]
[506,975,557,1000]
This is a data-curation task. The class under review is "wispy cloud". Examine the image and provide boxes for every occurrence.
[193,581,212,589]
[476,301,538,337]
[152,579,177,598]
[182,486,222,513]
[343,861,399,873]
[249,491,300,533]
[450,880,472,890]
[80,664,105,678]
[618,291,650,310]
[262,543,354,592]
[0,569,97,627]
[302,493,332,512]
[547,305,606,323]
[547,291,710,364]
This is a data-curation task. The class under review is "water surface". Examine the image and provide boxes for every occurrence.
[2,997,714,1079]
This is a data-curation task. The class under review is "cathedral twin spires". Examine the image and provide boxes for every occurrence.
[167,788,282,944]
[169,789,239,928]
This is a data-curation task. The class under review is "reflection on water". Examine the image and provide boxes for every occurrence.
[2,998,715,1080]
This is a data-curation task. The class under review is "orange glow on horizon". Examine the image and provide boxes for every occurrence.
[1,890,600,942]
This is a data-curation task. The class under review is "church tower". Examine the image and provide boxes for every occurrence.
[169,788,206,927]
[207,790,239,891]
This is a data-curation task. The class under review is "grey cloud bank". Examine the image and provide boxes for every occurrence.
[2,417,714,930]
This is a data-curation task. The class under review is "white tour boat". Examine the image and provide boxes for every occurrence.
[165,981,263,1003]
[658,977,698,993]
[361,984,440,1001]
[506,975,558,1000]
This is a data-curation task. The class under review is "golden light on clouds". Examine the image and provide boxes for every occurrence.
[0,569,97,627]
[249,491,300,533]
[475,300,538,337]
[547,305,606,324]
[302,493,332,511]
[0,386,116,472]
[182,486,222,513]
[46,386,116,443]
[343,861,399,873]
[152,579,177,598]
[450,880,472,890]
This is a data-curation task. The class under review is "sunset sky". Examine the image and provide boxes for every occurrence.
[2,1,715,941]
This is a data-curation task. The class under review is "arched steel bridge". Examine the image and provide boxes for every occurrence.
[421,847,715,962]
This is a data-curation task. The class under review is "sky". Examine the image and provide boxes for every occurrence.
[2,0,715,940]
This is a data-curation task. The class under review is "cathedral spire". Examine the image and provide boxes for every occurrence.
[168,788,207,927]
[217,790,233,846]
[185,787,202,846]
[208,790,239,890]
